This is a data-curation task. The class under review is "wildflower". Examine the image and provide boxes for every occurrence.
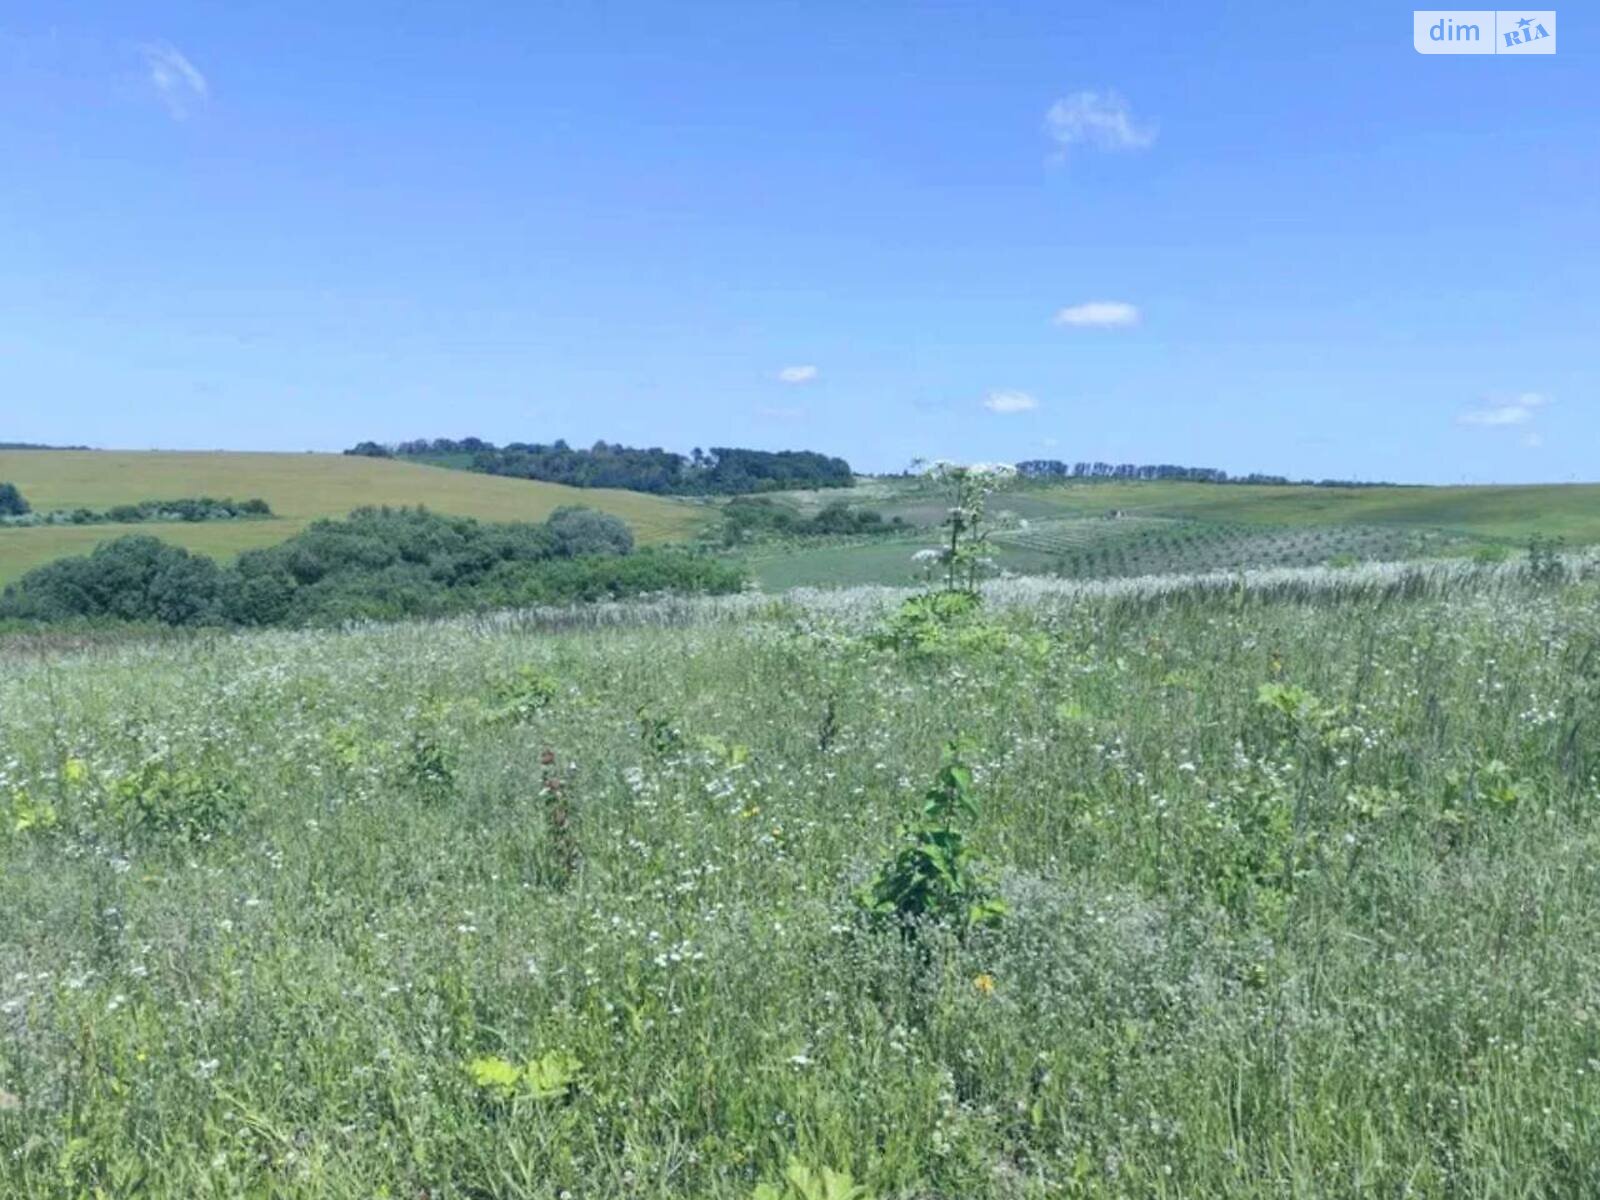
[973,973,996,997]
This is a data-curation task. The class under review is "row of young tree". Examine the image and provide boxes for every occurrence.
[0,506,745,628]
[1,496,272,526]
[345,437,856,495]
[1013,460,1396,487]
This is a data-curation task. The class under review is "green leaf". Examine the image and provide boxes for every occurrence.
[523,1048,581,1099]
[466,1055,521,1097]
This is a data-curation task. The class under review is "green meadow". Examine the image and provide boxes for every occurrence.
[3,559,1599,1196]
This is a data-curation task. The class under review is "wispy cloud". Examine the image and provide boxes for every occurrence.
[983,390,1039,414]
[1054,300,1140,328]
[1459,392,1549,428]
[774,365,818,385]
[138,41,207,119]
[1045,91,1156,157]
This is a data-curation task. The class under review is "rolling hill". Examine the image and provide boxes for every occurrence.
[772,479,1600,543]
[0,451,708,587]
[733,478,1600,589]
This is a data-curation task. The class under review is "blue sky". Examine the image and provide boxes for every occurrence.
[2,3,1595,482]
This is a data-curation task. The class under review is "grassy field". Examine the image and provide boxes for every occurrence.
[3,560,1600,1196]
[729,478,1597,590]
[1050,480,1600,542]
[0,452,708,586]
[775,479,1600,544]
[743,520,1476,591]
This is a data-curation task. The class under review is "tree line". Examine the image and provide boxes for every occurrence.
[0,495,273,527]
[0,506,744,629]
[345,437,856,495]
[1013,461,1398,487]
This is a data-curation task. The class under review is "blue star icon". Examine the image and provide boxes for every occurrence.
[1517,16,1533,29]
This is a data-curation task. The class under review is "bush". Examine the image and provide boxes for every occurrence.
[0,506,745,629]
[1528,534,1567,587]
[858,740,1007,936]
[718,497,899,545]
[1,496,271,527]
[545,505,634,557]
[0,536,228,625]
[0,482,29,516]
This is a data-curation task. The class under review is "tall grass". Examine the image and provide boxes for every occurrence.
[2,562,1599,1196]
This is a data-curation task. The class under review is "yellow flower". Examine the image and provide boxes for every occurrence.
[973,973,996,996]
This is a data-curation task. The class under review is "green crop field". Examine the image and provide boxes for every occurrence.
[0,452,708,587]
[4,558,1600,1196]
[1033,480,1600,542]
[721,478,1599,590]
[771,479,1600,545]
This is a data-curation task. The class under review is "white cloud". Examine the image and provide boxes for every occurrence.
[983,390,1039,414]
[774,365,818,384]
[1459,392,1549,428]
[1523,431,1544,449]
[138,42,208,119]
[1054,300,1140,328]
[1045,91,1156,156]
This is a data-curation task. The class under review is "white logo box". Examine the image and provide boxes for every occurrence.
[1414,10,1556,53]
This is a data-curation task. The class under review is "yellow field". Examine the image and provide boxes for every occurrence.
[0,451,708,586]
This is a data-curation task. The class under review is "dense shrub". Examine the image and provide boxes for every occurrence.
[0,536,229,624]
[0,506,743,629]
[1,496,272,527]
[719,497,899,544]
[545,505,635,557]
[102,497,273,523]
[0,482,29,516]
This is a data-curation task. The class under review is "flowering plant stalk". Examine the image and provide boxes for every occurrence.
[914,460,1017,593]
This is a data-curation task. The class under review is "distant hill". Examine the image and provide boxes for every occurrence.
[0,450,707,587]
